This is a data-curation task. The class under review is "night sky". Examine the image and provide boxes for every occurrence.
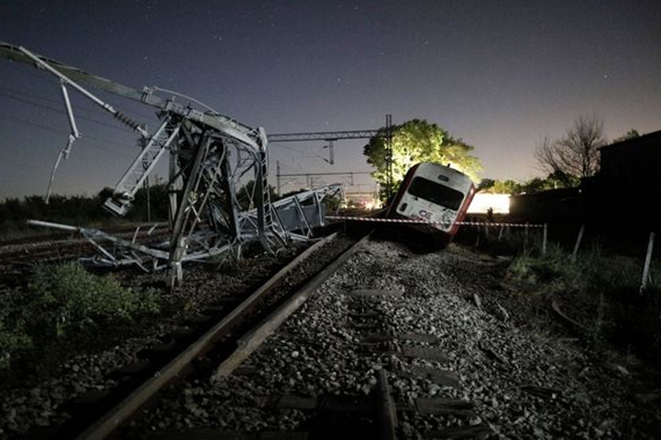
[1,0,660,200]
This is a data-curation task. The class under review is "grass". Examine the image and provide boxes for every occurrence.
[507,241,661,363]
[510,243,660,295]
[28,263,160,336]
[0,263,161,376]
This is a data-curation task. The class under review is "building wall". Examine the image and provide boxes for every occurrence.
[509,188,582,224]
[587,130,661,233]
[599,130,661,183]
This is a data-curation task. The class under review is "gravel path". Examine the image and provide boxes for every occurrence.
[133,238,660,439]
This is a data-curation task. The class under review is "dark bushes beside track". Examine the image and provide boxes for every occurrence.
[0,185,169,239]
[0,263,160,375]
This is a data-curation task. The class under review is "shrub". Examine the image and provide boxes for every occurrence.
[27,263,160,337]
[0,321,31,370]
[0,289,32,370]
[509,244,589,295]
[507,243,661,362]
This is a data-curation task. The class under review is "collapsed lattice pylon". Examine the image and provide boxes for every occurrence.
[0,41,343,286]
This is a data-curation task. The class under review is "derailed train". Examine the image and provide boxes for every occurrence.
[386,162,476,249]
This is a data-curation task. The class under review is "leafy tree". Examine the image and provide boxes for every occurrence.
[494,180,521,194]
[613,129,640,143]
[478,178,495,192]
[363,119,482,198]
[535,115,606,181]
[478,172,580,196]
[520,177,554,194]
[478,179,522,194]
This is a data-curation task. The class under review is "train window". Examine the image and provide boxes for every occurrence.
[407,177,464,210]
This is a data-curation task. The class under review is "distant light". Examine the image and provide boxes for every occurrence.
[468,193,510,214]
[364,200,383,211]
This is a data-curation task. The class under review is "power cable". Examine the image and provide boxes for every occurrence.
[0,90,137,134]
[271,143,335,163]
[0,70,157,121]
[0,111,138,151]
[7,62,59,86]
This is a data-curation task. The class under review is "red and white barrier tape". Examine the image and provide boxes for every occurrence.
[326,216,545,228]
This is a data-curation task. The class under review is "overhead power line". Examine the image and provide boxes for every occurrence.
[0,110,138,151]
[0,90,137,134]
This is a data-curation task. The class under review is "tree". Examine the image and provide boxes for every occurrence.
[478,172,581,197]
[478,179,522,194]
[478,178,496,192]
[493,180,522,194]
[363,119,482,198]
[515,172,580,194]
[613,129,640,143]
[535,115,606,181]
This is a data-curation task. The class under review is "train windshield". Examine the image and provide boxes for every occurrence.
[407,177,464,210]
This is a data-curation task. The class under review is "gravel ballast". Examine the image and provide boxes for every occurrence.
[0,240,313,438]
[3,235,660,439]
[132,238,660,439]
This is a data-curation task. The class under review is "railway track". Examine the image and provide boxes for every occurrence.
[0,224,170,267]
[6,228,652,438]
[121,235,496,440]
[18,231,369,440]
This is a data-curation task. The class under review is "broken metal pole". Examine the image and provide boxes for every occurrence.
[572,224,585,260]
[542,223,548,256]
[169,132,212,288]
[18,46,148,137]
[641,231,656,294]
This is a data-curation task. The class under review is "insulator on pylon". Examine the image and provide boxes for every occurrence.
[113,111,142,131]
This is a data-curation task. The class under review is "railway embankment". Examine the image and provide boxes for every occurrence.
[1,234,660,438]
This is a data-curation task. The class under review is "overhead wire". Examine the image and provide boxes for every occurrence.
[0,82,156,123]
[6,62,59,86]
[2,64,158,121]
[0,110,139,152]
[0,89,138,134]
[270,142,335,164]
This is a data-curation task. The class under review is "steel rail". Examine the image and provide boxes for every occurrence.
[212,232,371,381]
[376,369,398,440]
[74,231,358,439]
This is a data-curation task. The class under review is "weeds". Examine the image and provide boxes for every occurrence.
[0,263,160,372]
[509,244,588,295]
[507,241,661,364]
[214,254,248,274]
[28,263,160,337]
[0,318,31,370]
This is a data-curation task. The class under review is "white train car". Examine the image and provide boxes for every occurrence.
[387,162,476,248]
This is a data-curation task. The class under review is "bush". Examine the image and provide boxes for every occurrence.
[509,244,594,295]
[27,263,160,337]
[507,243,661,363]
[0,289,32,370]
[1,264,162,374]
[0,321,31,371]
[0,186,170,239]
[510,243,660,295]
